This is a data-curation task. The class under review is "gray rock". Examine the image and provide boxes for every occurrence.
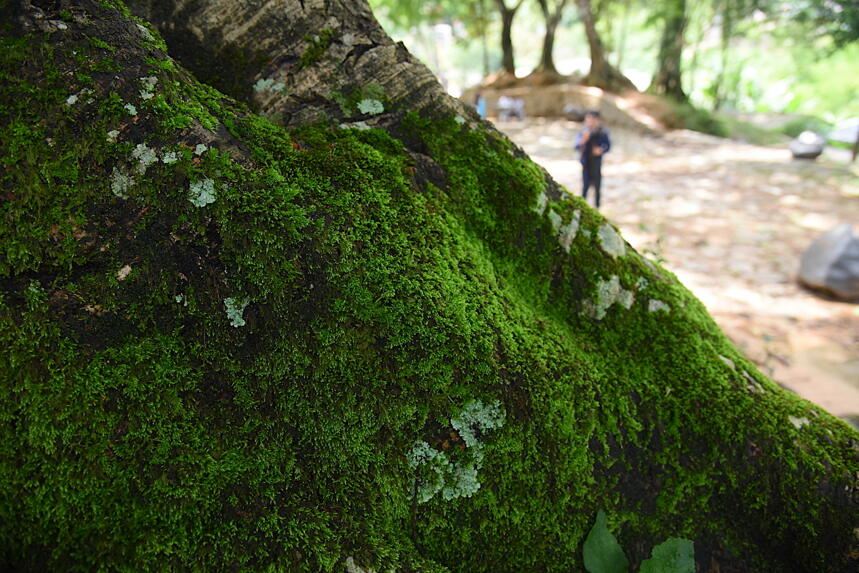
[789,131,825,159]
[563,104,586,122]
[798,223,859,301]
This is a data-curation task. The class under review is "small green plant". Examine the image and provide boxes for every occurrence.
[583,510,694,573]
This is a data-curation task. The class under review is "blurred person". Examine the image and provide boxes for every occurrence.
[574,110,611,208]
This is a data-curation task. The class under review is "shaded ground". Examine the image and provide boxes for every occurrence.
[501,118,859,425]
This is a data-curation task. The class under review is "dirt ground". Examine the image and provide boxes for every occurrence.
[500,118,859,427]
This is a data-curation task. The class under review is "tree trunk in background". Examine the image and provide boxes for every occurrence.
[1,1,858,572]
[577,0,637,92]
[477,0,491,77]
[649,0,689,101]
[494,0,524,75]
[534,0,568,76]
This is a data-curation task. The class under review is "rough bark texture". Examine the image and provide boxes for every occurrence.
[649,0,688,101]
[129,0,471,130]
[1,1,858,572]
[577,0,637,93]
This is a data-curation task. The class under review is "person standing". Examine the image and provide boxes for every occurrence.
[574,110,611,208]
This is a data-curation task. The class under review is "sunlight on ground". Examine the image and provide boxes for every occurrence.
[501,118,859,420]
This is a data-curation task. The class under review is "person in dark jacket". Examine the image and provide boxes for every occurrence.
[574,110,611,208]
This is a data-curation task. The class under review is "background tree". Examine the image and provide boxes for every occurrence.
[576,0,637,91]
[531,0,570,77]
[649,0,689,101]
[1,1,857,571]
[493,0,526,75]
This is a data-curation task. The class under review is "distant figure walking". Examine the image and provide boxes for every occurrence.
[574,110,611,208]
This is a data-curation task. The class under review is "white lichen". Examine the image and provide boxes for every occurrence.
[636,277,649,290]
[65,94,78,106]
[136,23,155,41]
[124,103,137,116]
[532,190,548,216]
[110,167,134,198]
[558,211,581,253]
[583,275,635,320]
[188,178,216,207]
[131,143,158,173]
[139,90,154,100]
[106,130,120,143]
[253,78,286,93]
[718,355,736,370]
[339,121,371,131]
[647,299,671,313]
[161,150,179,164]
[548,210,562,233]
[140,76,158,91]
[598,223,626,258]
[357,98,384,115]
[224,297,250,328]
[116,265,132,281]
[174,294,188,306]
[454,115,466,125]
[194,143,208,156]
[408,400,505,504]
[450,400,506,448]
[789,415,810,429]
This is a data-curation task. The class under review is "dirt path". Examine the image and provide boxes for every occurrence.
[501,118,859,426]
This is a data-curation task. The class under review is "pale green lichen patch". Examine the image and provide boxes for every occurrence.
[558,210,581,252]
[123,102,137,115]
[648,299,671,312]
[106,129,120,143]
[533,190,548,215]
[789,415,810,429]
[110,167,134,198]
[409,400,505,504]
[194,143,208,156]
[584,275,635,320]
[598,223,626,258]
[548,209,562,232]
[223,297,250,327]
[718,355,736,370]
[357,98,384,116]
[188,178,216,207]
[131,143,158,173]
[161,150,179,164]
[253,77,286,94]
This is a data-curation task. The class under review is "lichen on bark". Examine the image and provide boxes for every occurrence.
[0,1,856,572]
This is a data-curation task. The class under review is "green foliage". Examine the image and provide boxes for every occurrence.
[661,101,728,137]
[584,511,694,573]
[299,28,334,69]
[640,538,695,573]
[583,510,629,573]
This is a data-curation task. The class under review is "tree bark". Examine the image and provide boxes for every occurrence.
[534,0,568,77]
[649,0,689,101]
[494,0,524,75]
[577,0,637,92]
[1,1,857,572]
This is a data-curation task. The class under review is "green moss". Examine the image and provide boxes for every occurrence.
[0,10,856,573]
[299,28,334,70]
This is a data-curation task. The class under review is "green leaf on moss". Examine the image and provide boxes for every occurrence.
[639,538,695,573]
[583,510,629,573]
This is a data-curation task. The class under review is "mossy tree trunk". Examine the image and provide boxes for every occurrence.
[576,0,637,93]
[649,0,689,102]
[1,1,857,572]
